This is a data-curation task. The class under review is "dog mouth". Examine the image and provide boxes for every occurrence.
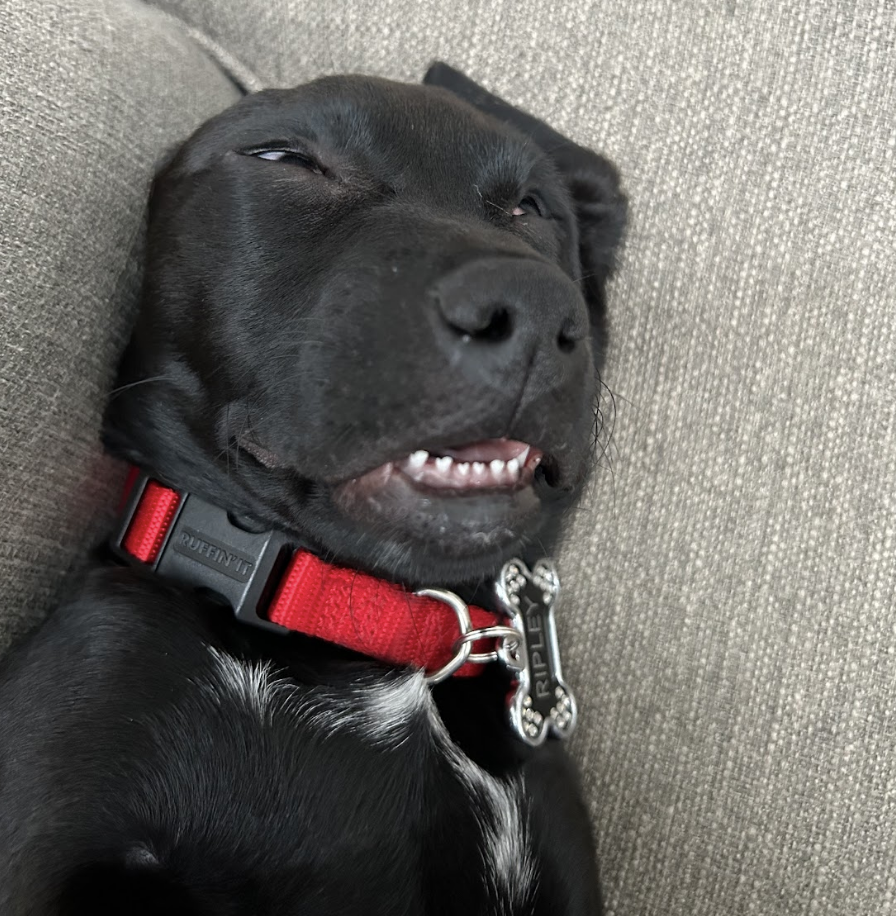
[237,430,562,564]
[327,437,556,562]
[349,439,543,495]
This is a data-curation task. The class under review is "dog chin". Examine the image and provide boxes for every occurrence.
[336,466,540,540]
[324,484,557,592]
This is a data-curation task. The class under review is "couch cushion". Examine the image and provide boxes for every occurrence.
[0,0,240,647]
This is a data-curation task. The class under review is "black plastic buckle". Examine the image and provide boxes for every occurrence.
[110,471,290,634]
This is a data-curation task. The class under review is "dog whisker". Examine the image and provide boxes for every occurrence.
[108,375,175,398]
[484,198,513,215]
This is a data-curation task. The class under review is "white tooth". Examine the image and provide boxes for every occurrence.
[517,446,531,466]
[409,450,428,469]
[507,458,520,476]
[490,459,506,475]
[435,456,452,473]
[472,462,486,475]
[456,462,470,477]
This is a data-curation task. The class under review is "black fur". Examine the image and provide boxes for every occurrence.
[0,64,626,915]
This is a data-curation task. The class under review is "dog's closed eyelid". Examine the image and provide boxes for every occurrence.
[240,145,327,175]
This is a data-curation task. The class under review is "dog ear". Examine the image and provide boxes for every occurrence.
[423,62,626,354]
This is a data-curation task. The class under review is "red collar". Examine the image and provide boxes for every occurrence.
[112,469,501,679]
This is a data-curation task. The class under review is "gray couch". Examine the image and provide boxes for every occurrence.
[2,1,894,913]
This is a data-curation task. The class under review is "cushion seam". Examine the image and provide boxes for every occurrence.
[137,3,266,93]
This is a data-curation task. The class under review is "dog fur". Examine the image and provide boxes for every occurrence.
[0,64,625,915]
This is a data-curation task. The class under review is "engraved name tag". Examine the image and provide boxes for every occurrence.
[494,558,577,746]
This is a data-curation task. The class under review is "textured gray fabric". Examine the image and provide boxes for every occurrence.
[2,1,895,914]
[0,0,240,645]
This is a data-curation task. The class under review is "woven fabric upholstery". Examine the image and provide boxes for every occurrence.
[0,0,239,645]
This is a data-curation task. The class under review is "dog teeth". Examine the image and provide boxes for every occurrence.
[399,448,533,489]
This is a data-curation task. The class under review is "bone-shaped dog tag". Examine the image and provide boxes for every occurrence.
[494,558,577,746]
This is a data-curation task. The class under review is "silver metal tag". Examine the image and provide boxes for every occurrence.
[494,558,577,746]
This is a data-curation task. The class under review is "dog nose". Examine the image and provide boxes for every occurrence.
[429,257,586,362]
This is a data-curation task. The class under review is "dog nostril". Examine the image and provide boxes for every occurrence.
[478,307,513,343]
[446,305,513,343]
[557,331,577,353]
[556,315,581,354]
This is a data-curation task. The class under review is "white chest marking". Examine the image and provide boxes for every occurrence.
[206,650,536,905]
[299,669,432,747]
[206,646,299,724]
[206,648,429,745]
[422,687,537,909]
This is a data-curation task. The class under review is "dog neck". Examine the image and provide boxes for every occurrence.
[111,468,505,683]
[109,467,579,746]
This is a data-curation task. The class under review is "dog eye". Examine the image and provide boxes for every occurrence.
[512,194,546,218]
[245,148,325,174]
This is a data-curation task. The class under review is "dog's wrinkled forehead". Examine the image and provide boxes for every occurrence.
[172,76,556,202]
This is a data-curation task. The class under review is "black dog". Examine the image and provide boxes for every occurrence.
[0,64,625,915]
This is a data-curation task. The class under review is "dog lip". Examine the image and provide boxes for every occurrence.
[348,439,544,494]
[237,435,287,469]
[238,431,560,492]
[331,464,543,561]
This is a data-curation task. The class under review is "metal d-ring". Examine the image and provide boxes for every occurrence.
[453,625,525,665]
[416,587,473,685]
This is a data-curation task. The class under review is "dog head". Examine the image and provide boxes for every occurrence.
[105,64,625,586]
